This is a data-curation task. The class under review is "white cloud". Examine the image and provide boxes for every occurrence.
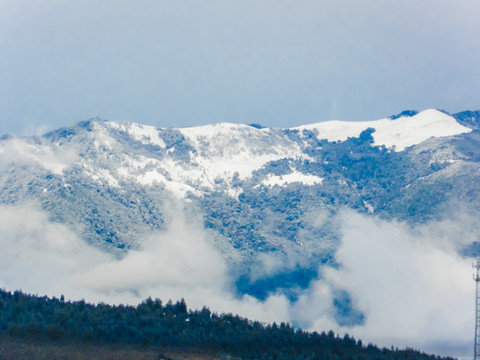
[305,210,474,358]
[76,216,228,292]
[0,138,79,174]
[0,203,291,324]
[0,203,111,298]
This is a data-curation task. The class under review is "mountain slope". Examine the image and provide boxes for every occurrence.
[0,109,478,289]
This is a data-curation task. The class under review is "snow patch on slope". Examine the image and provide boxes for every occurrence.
[105,121,166,148]
[293,109,471,151]
[137,170,198,198]
[83,165,120,188]
[114,155,203,198]
[180,123,309,182]
[262,172,323,187]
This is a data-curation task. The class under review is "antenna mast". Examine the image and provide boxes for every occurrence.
[474,259,480,360]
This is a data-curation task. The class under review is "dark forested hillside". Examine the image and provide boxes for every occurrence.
[0,289,454,360]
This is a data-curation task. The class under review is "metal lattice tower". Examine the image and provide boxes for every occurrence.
[474,259,480,360]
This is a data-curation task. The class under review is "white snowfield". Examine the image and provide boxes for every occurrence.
[293,109,472,151]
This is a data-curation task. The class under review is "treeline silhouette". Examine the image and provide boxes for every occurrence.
[0,289,454,360]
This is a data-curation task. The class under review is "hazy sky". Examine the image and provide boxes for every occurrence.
[1,0,480,135]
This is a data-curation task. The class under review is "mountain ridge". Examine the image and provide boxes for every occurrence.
[0,108,479,291]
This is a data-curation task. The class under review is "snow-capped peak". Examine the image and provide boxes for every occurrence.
[2,109,472,202]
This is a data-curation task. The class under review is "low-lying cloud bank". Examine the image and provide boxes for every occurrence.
[0,204,475,358]
[303,211,474,357]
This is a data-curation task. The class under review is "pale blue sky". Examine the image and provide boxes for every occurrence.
[1,0,479,135]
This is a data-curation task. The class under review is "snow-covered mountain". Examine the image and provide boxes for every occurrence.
[1,108,479,295]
